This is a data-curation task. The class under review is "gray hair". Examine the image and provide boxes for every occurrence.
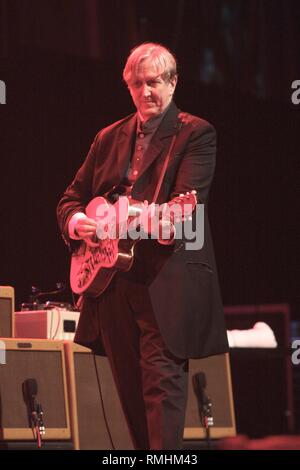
[123,42,177,85]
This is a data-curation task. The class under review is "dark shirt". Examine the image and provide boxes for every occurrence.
[115,104,171,198]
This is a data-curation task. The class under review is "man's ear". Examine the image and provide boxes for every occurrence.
[170,75,178,94]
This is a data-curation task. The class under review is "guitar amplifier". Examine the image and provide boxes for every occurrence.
[14,309,80,341]
[0,338,71,441]
[0,286,15,337]
[64,342,134,450]
[184,353,236,440]
[224,304,294,437]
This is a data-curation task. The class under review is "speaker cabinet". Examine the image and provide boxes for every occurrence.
[0,286,15,337]
[64,342,134,450]
[184,353,236,439]
[0,338,71,441]
[224,304,294,437]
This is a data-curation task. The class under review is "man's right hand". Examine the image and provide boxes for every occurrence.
[74,217,99,247]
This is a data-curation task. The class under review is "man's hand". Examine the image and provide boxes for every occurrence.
[74,217,99,247]
[157,218,176,245]
[140,203,175,244]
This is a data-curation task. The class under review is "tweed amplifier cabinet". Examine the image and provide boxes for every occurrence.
[184,353,236,439]
[0,338,71,441]
[64,342,134,450]
[0,286,15,337]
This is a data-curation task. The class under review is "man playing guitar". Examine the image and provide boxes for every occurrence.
[57,42,228,450]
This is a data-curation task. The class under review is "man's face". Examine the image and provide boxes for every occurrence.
[128,59,177,121]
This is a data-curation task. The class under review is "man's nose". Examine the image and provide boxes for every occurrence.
[141,83,151,97]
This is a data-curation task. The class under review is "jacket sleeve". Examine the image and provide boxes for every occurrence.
[170,122,217,204]
[169,121,217,251]
[56,134,99,247]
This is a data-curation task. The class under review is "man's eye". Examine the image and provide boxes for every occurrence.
[132,79,160,88]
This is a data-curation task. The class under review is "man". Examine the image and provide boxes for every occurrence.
[57,43,228,450]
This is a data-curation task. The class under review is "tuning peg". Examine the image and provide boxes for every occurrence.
[179,193,184,197]
[186,191,190,195]
[191,190,196,194]
[188,216,192,221]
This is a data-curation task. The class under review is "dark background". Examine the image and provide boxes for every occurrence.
[0,0,299,318]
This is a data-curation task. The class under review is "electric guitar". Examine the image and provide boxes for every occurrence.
[70,191,197,297]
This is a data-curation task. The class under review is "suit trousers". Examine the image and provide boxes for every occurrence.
[96,275,189,450]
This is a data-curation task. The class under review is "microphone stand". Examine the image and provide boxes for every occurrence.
[192,372,214,450]
[23,379,46,448]
[201,395,214,449]
[30,402,45,448]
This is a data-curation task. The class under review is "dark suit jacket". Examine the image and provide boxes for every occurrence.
[57,102,229,359]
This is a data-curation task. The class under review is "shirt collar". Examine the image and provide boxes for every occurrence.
[137,102,172,134]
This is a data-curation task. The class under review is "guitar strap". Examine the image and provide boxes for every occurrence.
[151,118,184,204]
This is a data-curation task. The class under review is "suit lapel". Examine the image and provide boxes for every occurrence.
[117,113,137,179]
[115,102,181,182]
